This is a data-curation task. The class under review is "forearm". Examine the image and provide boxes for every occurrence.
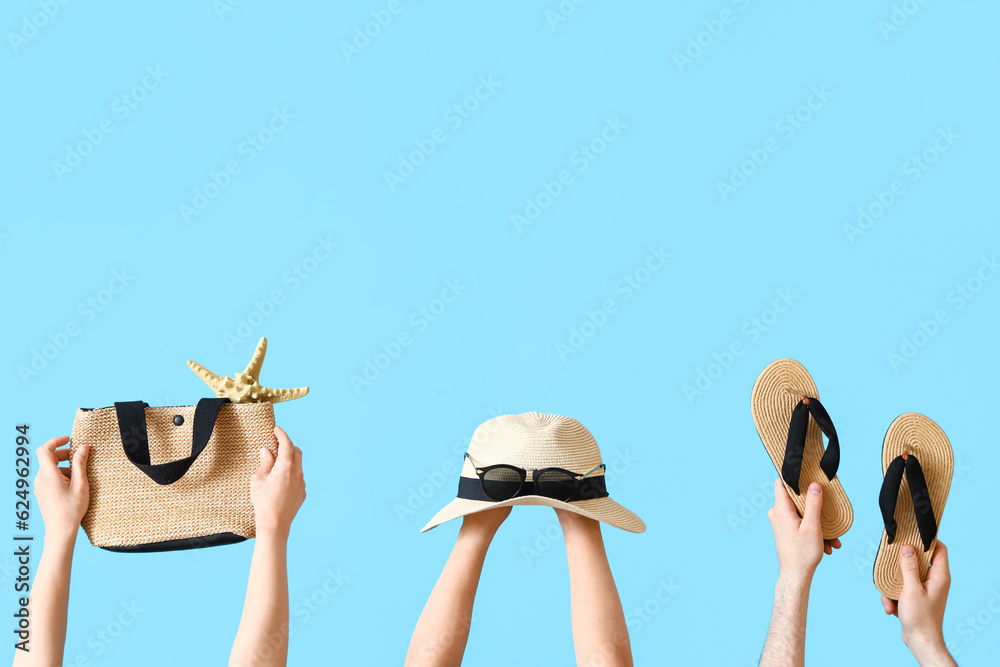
[908,638,958,667]
[405,527,493,667]
[229,532,290,667]
[13,533,76,667]
[760,572,812,667]
[562,518,632,667]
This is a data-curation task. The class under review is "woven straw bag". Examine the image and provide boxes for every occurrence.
[69,398,277,552]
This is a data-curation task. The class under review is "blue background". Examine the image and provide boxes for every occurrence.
[3,1,999,665]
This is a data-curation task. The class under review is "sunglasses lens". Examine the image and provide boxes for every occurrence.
[482,466,522,501]
[536,469,577,502]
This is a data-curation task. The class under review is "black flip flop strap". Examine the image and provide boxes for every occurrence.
[878,454,937,551]
[781,397,840,494]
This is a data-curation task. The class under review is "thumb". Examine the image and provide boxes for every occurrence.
[801,482,824,533]
[898,544,923,592]
[70,445,90,494]
[255,447,275,479]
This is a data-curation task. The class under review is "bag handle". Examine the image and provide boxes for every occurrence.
[114,398,230,486]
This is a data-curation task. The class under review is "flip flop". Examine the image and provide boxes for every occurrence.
[751,358,853,539]
[874,413,953,600]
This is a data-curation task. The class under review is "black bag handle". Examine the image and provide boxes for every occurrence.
[114,398,230,486]
[781,397,841,495]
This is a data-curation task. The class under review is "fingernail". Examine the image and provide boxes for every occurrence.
[902,545,915,558]
[809,482,821,495]
[259,448,267,461]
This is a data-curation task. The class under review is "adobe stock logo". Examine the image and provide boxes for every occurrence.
[556,246,670,362]
[393,407,504,525]
[953,588,1000,652]
[7,0,72,54]
[545,0,588,31]
[683,288,799,403]
[725,478,776,534]
[887,255,997,372]
[844,127,958,244]
[625,578,683,635]
[350,279,468,395]
[222,235,339,350]
[17,269,135,386]
[51,66,169,182]
[214,0,248,21]
[716,86,832,202]
[179,107,295,223]
[340,0,407,63]
[672,0,753,73]
[384,76,501,192]
[511,117,628,233]
[63,600,144,663]
[877,0,931,40]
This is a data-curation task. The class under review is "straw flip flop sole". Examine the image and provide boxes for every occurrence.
[751,358,853,540]
[873,413,953,600]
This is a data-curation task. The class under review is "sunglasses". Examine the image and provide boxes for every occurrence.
[464,452,607,502]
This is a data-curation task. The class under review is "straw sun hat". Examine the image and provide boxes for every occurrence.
[421,412,645,533]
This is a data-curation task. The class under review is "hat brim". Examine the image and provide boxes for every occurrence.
[420,494,646,533]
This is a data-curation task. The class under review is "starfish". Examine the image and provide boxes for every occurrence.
[187,337,309,403]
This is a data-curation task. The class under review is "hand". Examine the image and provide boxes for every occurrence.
[34,436,89,543]
[882,541,954,664]
[767,480,841,581]
[459,507,510,540]
[250,425,306,540]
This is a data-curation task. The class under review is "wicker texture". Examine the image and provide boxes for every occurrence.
[874,413,953,600]
[751,358,854,539]
[422,412,645,533]
[69,402,277,548]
